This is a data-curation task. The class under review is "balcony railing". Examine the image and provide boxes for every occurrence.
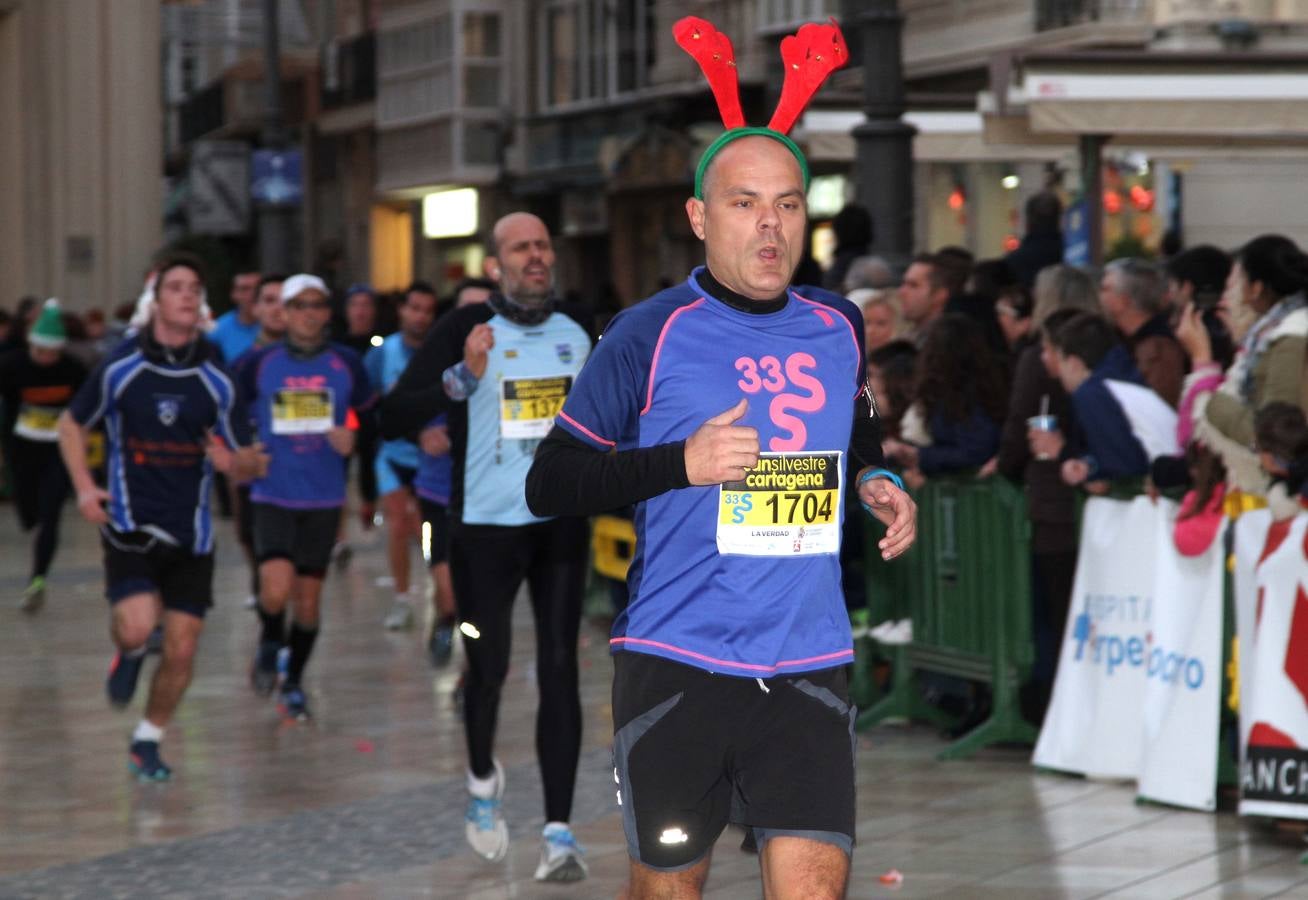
[1035,0,1150,31]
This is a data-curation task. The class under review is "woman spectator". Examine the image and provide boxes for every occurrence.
[995,282,1036,356]
[849,288,902,355]
[883,314,1007,486]
[867,339,917,439]
[1177,234,1308,496]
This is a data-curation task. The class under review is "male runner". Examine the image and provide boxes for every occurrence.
[366,283,437,630]
[525,134,917,898]
[209,268,262,364]
[418,280,492,666]
[338,284,381,533]
[0,299,87,610]
[239,274,372,720]
[381,213,593,881]
[230,274,286,609]
[58,257,261,780]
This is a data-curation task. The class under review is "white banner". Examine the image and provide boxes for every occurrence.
[1035,496,1226,810]
[1137,507,1226,811]
[1034,497,1160,779]
[1239,513,1308,820]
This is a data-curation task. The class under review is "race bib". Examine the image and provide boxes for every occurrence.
[14,404,61,442]
[499,375,572,439]
[716,451,843,556]
[271,389,334,435]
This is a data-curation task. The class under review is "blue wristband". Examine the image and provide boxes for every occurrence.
[858,467,904,515]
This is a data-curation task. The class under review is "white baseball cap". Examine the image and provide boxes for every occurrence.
[281,274,331,305]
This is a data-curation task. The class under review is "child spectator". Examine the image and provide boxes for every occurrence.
[1254,402,1308,517]
[1038,313,1179,489]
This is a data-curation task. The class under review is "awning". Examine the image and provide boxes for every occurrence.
[1022,68,1308,138]
[798,109,1065,163]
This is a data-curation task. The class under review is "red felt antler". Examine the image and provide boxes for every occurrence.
[768,18,849,135]
[673,17,745,130]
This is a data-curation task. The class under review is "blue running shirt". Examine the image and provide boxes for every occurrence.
[237,342,373,508]
[68,337,246,554]
[557,270,864,677]
[463,312,591,525]
[414,415,452,505]
[366,334,421,473]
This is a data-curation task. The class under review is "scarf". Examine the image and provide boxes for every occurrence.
[1238,291,1307,400]
[488,291,555,327]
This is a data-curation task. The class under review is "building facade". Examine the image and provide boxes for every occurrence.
[0,0,164,313]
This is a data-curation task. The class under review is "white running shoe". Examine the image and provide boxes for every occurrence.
[534,823,588,882]
[465,760,508,861]
[383,598,415,631]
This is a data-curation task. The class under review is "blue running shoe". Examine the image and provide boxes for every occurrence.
[465,759,508,861]
[106,650,146,709]
[128,740,172,781]
[534,823,588,882]
[278,683,311,721]
[429,620,455,668]
[250,640,280,696]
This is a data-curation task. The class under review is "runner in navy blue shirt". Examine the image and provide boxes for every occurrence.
[526,134,918,897]
[238,274,373,721]
[58,257,263,782]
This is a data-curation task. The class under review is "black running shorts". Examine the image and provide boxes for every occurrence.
[611,651,856,871]
[418,498,450,566]
[102,528,213,618]
[252,503,341,577]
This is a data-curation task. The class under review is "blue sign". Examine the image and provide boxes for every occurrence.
[1063,197,1089,266]
[251,149,303,205]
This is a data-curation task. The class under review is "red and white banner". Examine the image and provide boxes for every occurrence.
[1238,512,1308,819]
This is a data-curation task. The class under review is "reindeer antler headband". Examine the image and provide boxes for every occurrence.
[674,16,848,200]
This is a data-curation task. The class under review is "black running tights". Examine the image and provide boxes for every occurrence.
[450,517,588,824]
[11,443,71,581]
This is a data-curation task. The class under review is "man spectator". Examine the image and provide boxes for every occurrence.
[841,255,897,293]
[209,268,262,364]
[822,203,873,292]
[1099,258,1188,408]
[899,253,950,346]
[1005,192,1065,289]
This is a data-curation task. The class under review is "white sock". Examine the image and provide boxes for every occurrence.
[468,768,498,798]
[124,645,148,659]
[133,720,164,743]
[394,590,412,605]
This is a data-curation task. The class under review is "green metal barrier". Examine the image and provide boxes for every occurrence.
[855,474,1038,759]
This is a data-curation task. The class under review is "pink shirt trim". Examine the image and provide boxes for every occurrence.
[611,636,853,674]
[557,410,615,448]
[641,298,706,416]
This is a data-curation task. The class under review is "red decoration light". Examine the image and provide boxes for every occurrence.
[948,188,966,210]
[1103,190,1122,215]
[1129,184,1154,212]
[1003,234,1020,252]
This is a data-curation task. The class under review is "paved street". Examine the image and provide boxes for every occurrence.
[1,506,1306,899]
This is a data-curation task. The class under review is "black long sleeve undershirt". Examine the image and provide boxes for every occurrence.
[526,397,885,518]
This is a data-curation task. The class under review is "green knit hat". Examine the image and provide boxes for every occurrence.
[28,298,66,349]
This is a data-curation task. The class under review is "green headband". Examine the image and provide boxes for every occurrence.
[694,127,810,200]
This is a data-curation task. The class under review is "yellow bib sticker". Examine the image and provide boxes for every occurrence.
[14,404,62,442]
[499,375,572,439]
[716,451,843,557]
[271,389,334,435]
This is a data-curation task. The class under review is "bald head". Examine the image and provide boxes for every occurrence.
[686,135,808,300]
[486,212,556,306]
